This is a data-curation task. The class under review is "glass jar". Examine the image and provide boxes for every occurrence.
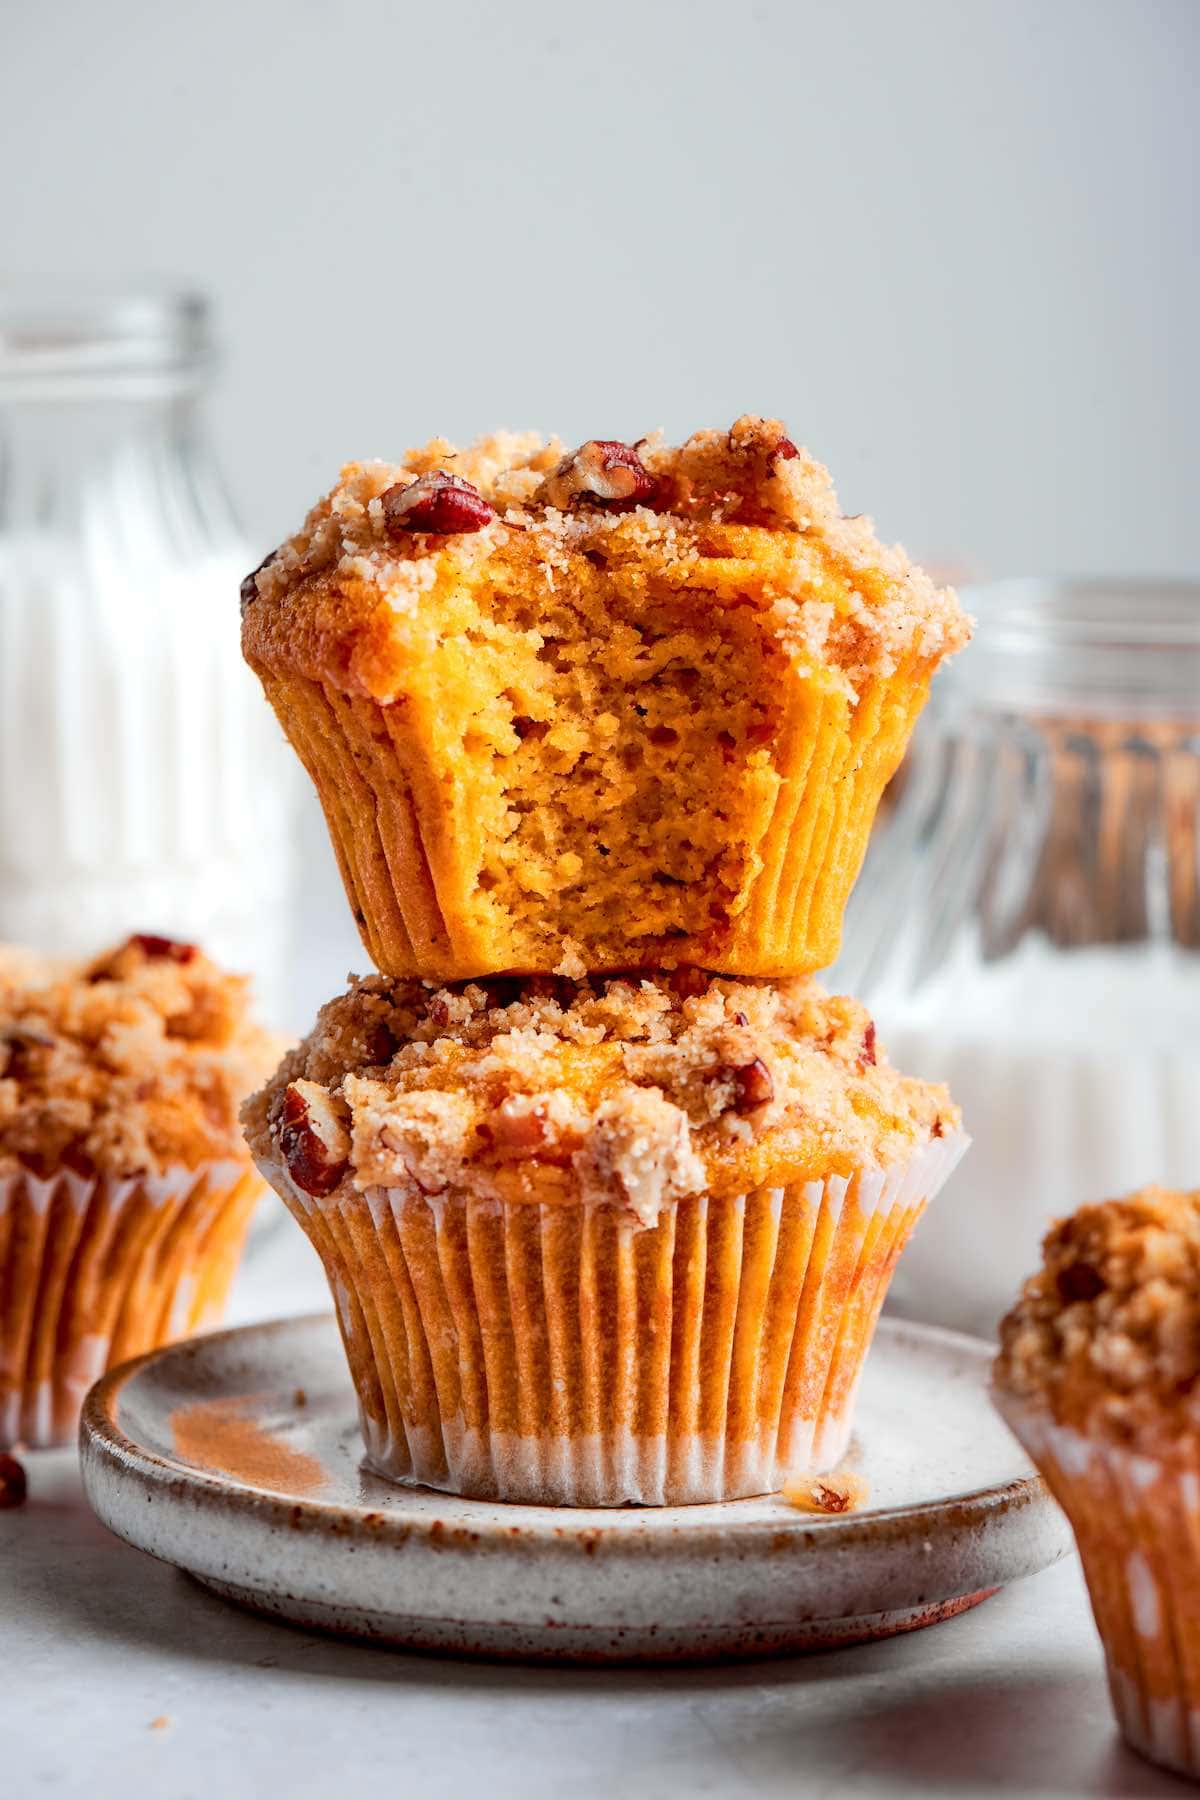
[833,578,1200,1335]
[0,285,297,1027]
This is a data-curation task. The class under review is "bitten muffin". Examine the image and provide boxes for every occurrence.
[994,1187,1200,1780]
[245,970,965,1506]
[0,934,279,1448]
[241,418,970,981]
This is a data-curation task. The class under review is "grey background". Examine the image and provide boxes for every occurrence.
[5,0,1197,1011]
[6,0,1196,576]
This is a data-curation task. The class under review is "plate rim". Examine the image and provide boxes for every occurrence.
[79,1309,1049,1555]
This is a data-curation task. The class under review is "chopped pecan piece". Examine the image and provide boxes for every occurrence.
[0,1024,55,1076]
[0,1453,27,1509]
[541,439,655,510]
[363,1021,397,1065]
[708,1056,774,1115]
[1057,1261,1106,1305]
[381,470,495,535]
[239,549,278,614]
[130,934,198,964]
[88,934,198,981]
[279,1080,351,1197]
[731,1057,774,1112]
[669,967,710,1001]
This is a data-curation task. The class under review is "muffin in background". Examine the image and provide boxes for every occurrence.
[244,970,965,1507]
[241,417,969,983]
[0,934,279,1448]
[993,1186,1200,1779]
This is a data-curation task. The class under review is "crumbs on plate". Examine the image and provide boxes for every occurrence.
[781,1470,869,1514]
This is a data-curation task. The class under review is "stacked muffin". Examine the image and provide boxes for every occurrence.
[241,418,971,1505]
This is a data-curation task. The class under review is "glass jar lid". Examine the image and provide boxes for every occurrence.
[0,283,212,398]
[942,577,1200,720]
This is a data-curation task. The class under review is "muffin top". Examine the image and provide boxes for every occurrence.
[994,1186,1200,1461]
[241,415,970,706]
[0,935,281,1180]
[243,971,958,1224]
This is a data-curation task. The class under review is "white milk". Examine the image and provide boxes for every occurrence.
[877,941,1200,1335]
[0,532,297,1027]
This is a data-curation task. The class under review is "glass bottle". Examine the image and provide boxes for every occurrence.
[833,578,1200,1334]
[0,285,297,1027]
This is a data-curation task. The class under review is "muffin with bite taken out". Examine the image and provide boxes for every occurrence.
[240,417,970,983]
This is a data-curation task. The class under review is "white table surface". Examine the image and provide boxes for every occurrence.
[2,1216,1185,1800]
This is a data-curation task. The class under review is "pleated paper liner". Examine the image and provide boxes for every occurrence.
[0,1161,262,1449]
[273,1132,966,1507]
[253,657,932,981]
[994,1397,1200,1779]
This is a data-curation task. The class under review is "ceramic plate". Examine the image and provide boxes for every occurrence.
[80,1313,1071,1662]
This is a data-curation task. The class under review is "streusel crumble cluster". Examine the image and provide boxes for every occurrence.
[245,970,955,1225]
[0,933,279,1178]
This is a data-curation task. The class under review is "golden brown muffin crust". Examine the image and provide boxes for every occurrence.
[995,1186,1200,1459]
[241,416,969,706]
[244,971,958,1223]
[0,935,281,1179]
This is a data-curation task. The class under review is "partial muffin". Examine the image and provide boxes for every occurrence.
[241,418,970,980]
[994,1187,1200,1779]
[0,934,278,1448]
[244,970,965,1506]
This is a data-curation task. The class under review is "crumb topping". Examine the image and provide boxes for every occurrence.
[242,416,970,704]
[244,971,957,1225]
[995,1186,1200,1459]
[0,936,281,1179]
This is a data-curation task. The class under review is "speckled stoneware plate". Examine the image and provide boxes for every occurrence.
[80,1312,1071,1662]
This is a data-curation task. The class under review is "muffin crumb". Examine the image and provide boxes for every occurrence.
[782,1469,869,1514]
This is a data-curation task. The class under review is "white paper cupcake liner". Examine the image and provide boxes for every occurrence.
[995,1396,1200,1779]
[271,1130,967,1507]
[0,1160,258,1448]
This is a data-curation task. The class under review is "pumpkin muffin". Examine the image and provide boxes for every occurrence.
[994,1187,1200,1779]
[0,934,278,1448]
[241,418,970,981]
[244,970,965,1506]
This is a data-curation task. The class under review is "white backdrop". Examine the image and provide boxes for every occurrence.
[4,0,1197,1018]
[6,0,1196,574]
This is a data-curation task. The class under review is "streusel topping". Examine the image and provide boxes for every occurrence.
[995,1186,1200,1459]
[244,971,958,1224]
[242,416,970,704]
[0,935,280,1179]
